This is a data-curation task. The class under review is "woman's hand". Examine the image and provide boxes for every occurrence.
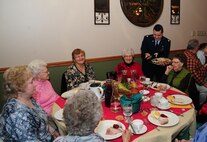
[122,129,132,142]
[165,65,173,75]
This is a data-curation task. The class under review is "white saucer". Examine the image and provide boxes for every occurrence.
[139,90,150,95]
[157,103,171,110]
[129,125,147,134]
[140,81,152,85]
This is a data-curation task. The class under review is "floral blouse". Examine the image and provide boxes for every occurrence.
[65,63,95,90]
[0,98,52,142]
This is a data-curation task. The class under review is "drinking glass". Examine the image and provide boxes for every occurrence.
[122,104,133,123]
[110,82,121,113]
[150,96,159,107]
[121,70,128,83]
[117,74,123,82]
[130,70,137,82]
[139,76,146,83]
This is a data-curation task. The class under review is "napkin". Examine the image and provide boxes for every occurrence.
[120,94,143,114]
[167,96,192,108]
[56,97,66,108]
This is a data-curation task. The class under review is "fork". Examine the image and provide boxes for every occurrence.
[144,118,160,131]
[169,109,184,117]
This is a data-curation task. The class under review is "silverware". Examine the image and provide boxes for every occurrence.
[169,109,184,117]
[129,122,136,134]
[144,119,160,131]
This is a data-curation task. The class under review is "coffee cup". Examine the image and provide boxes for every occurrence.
[139,76,146,83]
[145,78,150,82]
[89,84,104,100]
[132,119,143,132]
[155,92,163,100]
[159,98,169,107]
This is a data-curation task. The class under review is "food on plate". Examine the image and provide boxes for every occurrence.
[160,114,168,118]
[157,84,167,91]
[106,127,122,135]
[113,124,120,129]
[159,117,169,125]
[151,58,172,65]
[152,111,161,119]
[167,95,175,102]
[151,111,169,125]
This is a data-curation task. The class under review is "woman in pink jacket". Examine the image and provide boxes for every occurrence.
[28,59,59,116]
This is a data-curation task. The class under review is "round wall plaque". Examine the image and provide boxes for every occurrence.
[120,0,164,27]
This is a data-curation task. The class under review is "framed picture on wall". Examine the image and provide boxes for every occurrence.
[94,0,110,25]
[171,0,180,24]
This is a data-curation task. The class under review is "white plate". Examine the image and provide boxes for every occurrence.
[54,109,64,121]
[94,120,126,140]
[129,124,147,134]
[157,103,171,110]
[151,83,170,91]
[168,95,192,105]
[61,88,79,98]
[151,58,171,65]
[140,81,152,85]
[148,111,179,127]
[139,90,150,95]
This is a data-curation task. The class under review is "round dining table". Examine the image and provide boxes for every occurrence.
[51,82,196,142]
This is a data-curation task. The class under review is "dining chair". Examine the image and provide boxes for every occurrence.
[106,71,117,80]
[61,71,67,94]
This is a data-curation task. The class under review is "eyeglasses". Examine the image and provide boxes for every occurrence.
[172,61,180,64]
[41,70,49,74]
[123,55,133,58]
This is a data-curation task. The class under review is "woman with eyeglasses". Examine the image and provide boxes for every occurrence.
[28,59,59,116]
[161,54,199,109]
[115,48,143,81]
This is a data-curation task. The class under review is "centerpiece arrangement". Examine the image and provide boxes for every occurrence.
[105,78,143,115]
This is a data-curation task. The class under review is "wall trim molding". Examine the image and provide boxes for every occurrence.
[0,49,185,73]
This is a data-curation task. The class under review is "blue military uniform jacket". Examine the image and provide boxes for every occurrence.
[141,34,171,61]
[140,34,171,81]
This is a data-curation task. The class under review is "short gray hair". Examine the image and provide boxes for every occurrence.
[122,48,135,57]
[187,39,199,50]
[28,59,47,77]
[63,89,102,136]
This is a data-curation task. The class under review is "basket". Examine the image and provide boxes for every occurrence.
[120,94,143,114]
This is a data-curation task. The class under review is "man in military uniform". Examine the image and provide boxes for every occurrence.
[141,24,171,82]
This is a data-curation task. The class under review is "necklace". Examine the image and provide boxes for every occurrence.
[75,63,85,74]
[17,97,34,108]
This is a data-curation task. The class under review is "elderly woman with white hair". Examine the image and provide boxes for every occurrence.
[115,48,143,81]
[54,89,131,142]
[28,59,59,116]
